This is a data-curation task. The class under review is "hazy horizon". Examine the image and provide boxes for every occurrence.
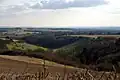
[0,26,120,28]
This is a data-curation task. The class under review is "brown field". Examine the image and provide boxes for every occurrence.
[70,35,120,38]
[0,55,120,80]
[0,55,76,73]
[0,55,78,80]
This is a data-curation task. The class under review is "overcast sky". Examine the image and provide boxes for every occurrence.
[0,0,120,27]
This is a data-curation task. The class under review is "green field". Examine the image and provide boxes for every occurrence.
[7,41,48,52]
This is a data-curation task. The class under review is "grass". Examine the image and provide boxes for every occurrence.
[6,41,48,52]
[0,55,119,80]
[0,55,60,66]
[0,55,76,69]
[0,64,119,80]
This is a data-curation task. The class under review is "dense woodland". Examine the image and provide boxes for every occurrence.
[23,35,82,49]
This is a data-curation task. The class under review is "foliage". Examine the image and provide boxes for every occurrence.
[0,39,11,50]
[54,38,90,58]
[55,37,120,72]
[23,35,81,49]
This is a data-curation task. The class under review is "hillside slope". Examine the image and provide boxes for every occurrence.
[0,39,48,52]
[55,37,120,72]
[0,55,120,80]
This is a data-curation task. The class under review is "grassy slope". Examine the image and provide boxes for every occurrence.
[0,38,48,52]
[0,39,78,69]
[0,55,75,68]
[7,41,48,52]
[54,38,91,56]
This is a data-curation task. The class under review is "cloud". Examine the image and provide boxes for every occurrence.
[0,0,29,17]
[0,0,107,10]
[1,0,120,27]
[0,0,107,18]
[31,0,107,9]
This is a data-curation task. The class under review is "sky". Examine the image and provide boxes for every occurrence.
[0,0,120,27]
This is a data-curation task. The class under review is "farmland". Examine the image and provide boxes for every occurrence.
[69,35,120,38]
[0,28,120,79]
[0,55,119,80]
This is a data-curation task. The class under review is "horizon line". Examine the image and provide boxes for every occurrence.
[0,26,120,28]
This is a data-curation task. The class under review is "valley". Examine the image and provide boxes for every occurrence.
[0,28,120,79]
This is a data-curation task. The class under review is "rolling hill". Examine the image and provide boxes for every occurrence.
[55,37,120,72]
[0,39,48,53]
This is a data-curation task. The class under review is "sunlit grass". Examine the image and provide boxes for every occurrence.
[7,41,48,52]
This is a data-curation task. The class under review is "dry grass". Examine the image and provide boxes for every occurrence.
[69,35,120,38]
[0,67,120,80]
[0,55,76,68]
[0,55,119,80]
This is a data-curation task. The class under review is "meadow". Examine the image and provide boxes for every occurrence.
[7,41,48,52]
